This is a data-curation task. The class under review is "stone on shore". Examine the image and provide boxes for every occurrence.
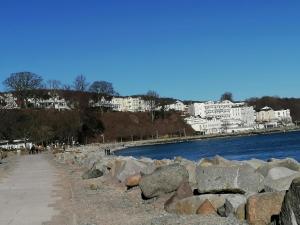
[256,158,300,177]
[139,164,189,199]
[264,167,300,192]
[279,177,300,225]
[172,194,226,215]
[218,195,247,220]
[164,181,193,213]
[246,191,285,225]
[82,168,103,179]
[196,199,217,215]
[196,165,264,194]
[125,174,141,187]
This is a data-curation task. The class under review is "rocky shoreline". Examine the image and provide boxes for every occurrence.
[55,147,300,225]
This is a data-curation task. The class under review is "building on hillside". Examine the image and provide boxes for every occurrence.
[165,100,187,112]
[188,100,255,126]
[185,117,222,135]
[28,95,70,110]
[256,106,293,127]
[89,96,115,110]
[188,100,244,119]
[0,93,19,109]
[111,97,149,112]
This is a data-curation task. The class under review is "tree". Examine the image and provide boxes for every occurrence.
[220,92,233,102]
[145,90,159,122]
[73,74,89,91]
[3,72,43,107]
[89,81,118,95]
[47,80,61,90]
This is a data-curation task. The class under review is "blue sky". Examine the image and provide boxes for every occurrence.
[0,0,299,101]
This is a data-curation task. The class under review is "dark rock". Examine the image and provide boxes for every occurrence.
[139,163,189,199]
[82,168,103,179]
[279,177,300,225]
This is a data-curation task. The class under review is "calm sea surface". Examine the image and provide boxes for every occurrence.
[116,130,300,161]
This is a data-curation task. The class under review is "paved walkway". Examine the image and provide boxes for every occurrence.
[0,154,60,225]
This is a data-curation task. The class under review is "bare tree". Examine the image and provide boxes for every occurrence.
[73,74,89,91]
[3,72,43,107]
[47,80,61,90]
[89,81,118,95]
[145,90,159,122]
[220,92,233,102]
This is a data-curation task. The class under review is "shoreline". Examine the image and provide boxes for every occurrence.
[110,126,300,153]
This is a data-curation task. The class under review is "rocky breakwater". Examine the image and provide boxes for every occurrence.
[55,149,300,225]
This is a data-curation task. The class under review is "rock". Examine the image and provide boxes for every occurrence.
[256,158,300,177]
[82,168,103,179]
[278,177,300,225]
[172,194,226,215]
[196,165,264,194]
[115,158,148,182]
[164,181,193,213]
[198,155,236,167]
[217,195,246,220]
[139,163,189,199]
[125,174,141,187]
[218,199,234,217]
[246,191,285,225]
[175,157,197,186]
[243,159,266,170]
[264,167,300,192]
[196,199,217,215]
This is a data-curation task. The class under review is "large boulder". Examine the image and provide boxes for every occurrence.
[175,157,197,186]
[196,165,264,194]
[278,177,300,225]
[125,174,141,187]
[264,167,300,192]
[82,168,103,180]
[246,191,285,225]
[256,158,300,177]
[115,158,148,182]
[139,164,189,199]
[164,181,193,213]
[171,194,226,215]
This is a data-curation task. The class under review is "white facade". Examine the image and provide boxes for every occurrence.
[188,100,245,119]
[165,100,187,112]
[185,117,223,134]
[111,97,149,112]
[188,100,255,126]
[256,106,293,126]
[0,93,19,109]
[89,97,115,109]
[28,96,70,110]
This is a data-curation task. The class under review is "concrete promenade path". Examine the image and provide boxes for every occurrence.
[0,154,60,225]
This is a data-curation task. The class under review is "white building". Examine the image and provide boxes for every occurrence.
[0,139,30,150]
[188,100,255,126]
[256,106,293,127]
[185,117,223,134]
[89,97,115,109]
[111,97,149,112]
[28,96,70,110]
[188,100,245,119]
[165,100,187,112]
[0,93,19,109]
